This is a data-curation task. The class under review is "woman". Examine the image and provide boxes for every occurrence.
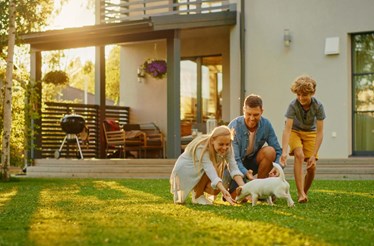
[170,125,245,205]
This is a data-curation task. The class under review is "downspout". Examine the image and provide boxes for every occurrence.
[239,0,246,111]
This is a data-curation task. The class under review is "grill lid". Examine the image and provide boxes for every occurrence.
[60,114,85,134]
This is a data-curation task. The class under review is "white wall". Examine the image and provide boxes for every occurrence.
[244,0,374,158]
[120,28,232,138]
[229,3,243,120]
[120,41,168,135]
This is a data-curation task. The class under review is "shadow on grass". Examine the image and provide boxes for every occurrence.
[103,179,320,244]
[0,178,44,245]
[1,178,373,245]
[116,179,374,245]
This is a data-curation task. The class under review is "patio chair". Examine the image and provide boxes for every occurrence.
[122,124,145,158]
[143,132,165,158]
[103,121,144,158]
[102,122,127,158]
[139,122,165,158]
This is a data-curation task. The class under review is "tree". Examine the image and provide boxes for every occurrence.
[1,0,15,181]
[106,45,120,104]
[1,0,53,181]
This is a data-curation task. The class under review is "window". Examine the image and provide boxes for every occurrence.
[180,55,223,135]
[352,32,374,156]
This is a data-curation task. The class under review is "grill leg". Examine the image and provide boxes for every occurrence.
[59,136,68,152]
[75,135,84,159]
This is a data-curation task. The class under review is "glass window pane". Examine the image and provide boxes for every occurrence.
[353,74,374,111]
[352,32,374,155]
[353,33,374,73]
[181,60,197,122]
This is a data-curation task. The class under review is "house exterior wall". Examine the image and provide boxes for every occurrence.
[229,8,242,120]
[119,0,373,158]
[242,0,374,158]
[119,41,168,135]
[120,28,231,138]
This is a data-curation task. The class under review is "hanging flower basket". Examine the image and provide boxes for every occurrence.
[140,59,167,79]
[43,70,69,85]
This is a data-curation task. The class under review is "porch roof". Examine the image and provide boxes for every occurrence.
[22,11,236,51]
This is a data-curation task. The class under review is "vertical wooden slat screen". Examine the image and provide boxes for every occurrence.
[40,102,129,159]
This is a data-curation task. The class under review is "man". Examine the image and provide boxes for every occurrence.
[227,94,282,195]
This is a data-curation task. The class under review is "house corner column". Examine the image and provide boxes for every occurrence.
[166,30,181,158]
[29,50,42,161]
[95,46,106,158]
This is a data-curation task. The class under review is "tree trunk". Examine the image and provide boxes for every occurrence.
[1,0,16,181]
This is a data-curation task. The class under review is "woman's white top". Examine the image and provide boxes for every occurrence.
[170,145,243,204]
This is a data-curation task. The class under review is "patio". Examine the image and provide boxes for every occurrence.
[24,157,374,179]
[39,102,165,159]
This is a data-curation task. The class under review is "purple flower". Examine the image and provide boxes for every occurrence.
[142,59,167,79]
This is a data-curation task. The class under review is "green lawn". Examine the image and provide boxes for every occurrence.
[0,178,373,246]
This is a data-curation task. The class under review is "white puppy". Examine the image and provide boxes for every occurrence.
[235,163,295,207]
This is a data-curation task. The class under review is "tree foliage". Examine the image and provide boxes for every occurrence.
[1,1,120,176]
[0,0,53,59]
[1,0,54,177]
[106,45,120,104]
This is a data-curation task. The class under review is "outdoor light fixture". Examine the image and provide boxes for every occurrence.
[137,67,145,83]
[284,29,291,47]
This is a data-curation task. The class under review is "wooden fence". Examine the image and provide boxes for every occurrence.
[40,102,130,159]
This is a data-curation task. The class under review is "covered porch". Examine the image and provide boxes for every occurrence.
[22,1,239,161]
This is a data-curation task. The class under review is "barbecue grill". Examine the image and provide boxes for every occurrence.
[55,114,85,159]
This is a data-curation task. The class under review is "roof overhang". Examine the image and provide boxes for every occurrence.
[21,11,237,51]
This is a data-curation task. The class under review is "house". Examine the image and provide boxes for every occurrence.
[22,0,374,160]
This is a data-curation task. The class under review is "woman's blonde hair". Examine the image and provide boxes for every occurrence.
[291,75,316,95]
[185,125,234,170]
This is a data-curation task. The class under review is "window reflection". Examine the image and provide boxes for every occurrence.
[352,32,374,154]
[180,56,223,136]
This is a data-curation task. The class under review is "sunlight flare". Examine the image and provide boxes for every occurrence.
[29,186,85,245]
[0,188,18,209]
[316,189,374,198]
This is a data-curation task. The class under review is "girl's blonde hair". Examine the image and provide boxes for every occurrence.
[185,125,234,170]
[291,75,316,95]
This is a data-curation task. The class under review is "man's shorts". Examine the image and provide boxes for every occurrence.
[242,154,259,175]
[289,130,318,160]
[226,153,259,193]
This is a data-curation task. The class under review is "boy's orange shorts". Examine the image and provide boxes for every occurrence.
[289,130,318,160]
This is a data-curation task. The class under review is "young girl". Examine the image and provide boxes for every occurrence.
[170,125,245,205]
[280,75,326,203]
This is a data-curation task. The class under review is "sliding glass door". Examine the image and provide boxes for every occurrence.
[180,55,223,135]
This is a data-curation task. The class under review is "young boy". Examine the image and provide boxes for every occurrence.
[280,75,326,203]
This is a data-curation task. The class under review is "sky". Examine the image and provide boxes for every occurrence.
[47,0,96,64]
[48,0,94,30]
